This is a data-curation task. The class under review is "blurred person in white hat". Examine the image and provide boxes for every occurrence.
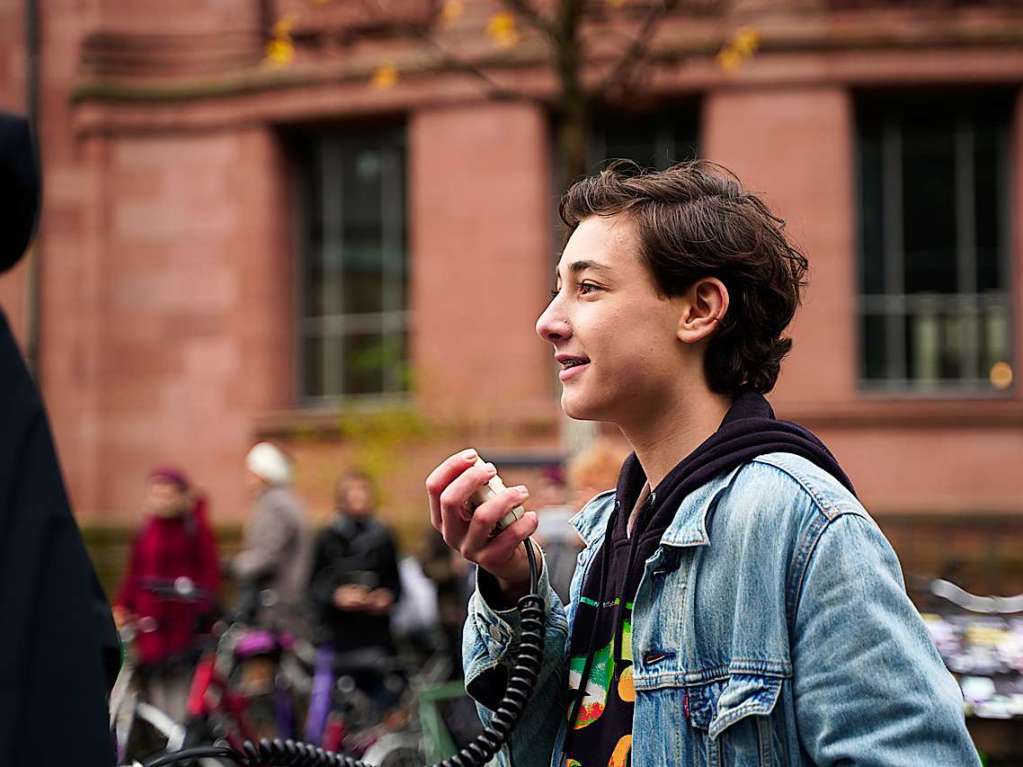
[231,442,310,636]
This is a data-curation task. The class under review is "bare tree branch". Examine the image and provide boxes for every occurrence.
[357,0,533,101]
[498,0,557,38]
[592,0,680,98]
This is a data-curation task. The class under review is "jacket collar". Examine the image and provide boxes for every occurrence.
[570,464,745,550]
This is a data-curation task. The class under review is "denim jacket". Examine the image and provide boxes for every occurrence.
[463,452,980,766]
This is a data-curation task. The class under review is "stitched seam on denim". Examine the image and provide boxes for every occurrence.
[709,683,782,740]
[741,458,854,630]
[728,659,793,676]
[787,512,865,633]
[633,665,792,689]
[750,454,838,516]
[709,701,769,739]
[757,714,771,767]
[785,513,828,631]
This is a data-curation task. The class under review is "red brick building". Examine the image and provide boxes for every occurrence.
[1,0,1021,561]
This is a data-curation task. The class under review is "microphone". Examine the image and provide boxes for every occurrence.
[0,112,40,274]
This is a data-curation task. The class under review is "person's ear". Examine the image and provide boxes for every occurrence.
[677,277,729,344]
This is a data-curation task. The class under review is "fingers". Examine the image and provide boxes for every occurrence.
[435,459,497,551]
[425,451,536,586]
[425,448,480,529]
[441,460,498,523]
[475,511,539,574]
[461,484,529,559]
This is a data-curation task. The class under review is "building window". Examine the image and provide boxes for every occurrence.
[297,128,408,401]
[856,93,1014,393]
[588,104,700,171]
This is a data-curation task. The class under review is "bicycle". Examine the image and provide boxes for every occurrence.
[109,577,209,765]
[180,596,309,759]
[913,576,1023,718]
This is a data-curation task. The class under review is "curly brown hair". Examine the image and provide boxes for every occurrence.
[559,160,809,395]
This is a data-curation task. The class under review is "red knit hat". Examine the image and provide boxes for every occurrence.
[148,466,190,492]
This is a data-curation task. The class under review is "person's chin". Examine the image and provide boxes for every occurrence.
[560,390,606,422]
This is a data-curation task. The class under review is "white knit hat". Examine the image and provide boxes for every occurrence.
[245,442,292,485]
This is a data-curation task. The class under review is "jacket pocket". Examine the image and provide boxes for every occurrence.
[689,673,785,767]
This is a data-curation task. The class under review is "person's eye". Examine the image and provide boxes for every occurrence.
[578,282,601,295]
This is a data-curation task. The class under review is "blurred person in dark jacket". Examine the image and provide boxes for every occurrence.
[304,469,402,744]
[231,442,310,634]
[113,467,220,721]
[0,111,119,765]
[420,529,474,678]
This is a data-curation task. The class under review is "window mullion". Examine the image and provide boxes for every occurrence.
[996,126,1014,378]
[882,119,906,382]
[381,143,399,393]
[322,139,344,397]
[955,120,979,382]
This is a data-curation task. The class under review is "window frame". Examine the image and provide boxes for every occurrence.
[854,91,1016,397]
[293,125,411,405]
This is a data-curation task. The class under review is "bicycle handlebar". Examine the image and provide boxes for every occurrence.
[141,577,217,604]
[928,578,1023,614]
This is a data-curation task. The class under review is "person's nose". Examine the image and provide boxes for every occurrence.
[536,295,571,345]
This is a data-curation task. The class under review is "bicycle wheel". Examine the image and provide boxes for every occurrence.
[116,701,185,766]
[362,732,425,767]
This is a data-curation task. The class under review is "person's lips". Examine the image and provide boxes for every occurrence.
[556,353,590,381]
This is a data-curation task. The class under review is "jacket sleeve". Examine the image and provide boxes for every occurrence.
[462,551,569,767]
[232,496,291,584]
[307,531,338,610]
[792,512,981,767]
[381,531,403,603]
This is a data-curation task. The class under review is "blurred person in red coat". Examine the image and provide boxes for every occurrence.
[114,467,221,720]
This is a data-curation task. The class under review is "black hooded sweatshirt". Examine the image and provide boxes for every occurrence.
[562,390,855,765]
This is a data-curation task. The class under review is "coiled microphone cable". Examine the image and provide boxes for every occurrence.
[144,539,544,767]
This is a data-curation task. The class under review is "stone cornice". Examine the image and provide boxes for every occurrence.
[69,5,1023,134]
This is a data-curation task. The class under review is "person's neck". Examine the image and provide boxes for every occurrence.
[619,385,732,490]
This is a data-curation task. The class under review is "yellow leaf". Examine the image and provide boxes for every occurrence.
[486,11,520,48]
[273,15,296,38]
[265,38,295,67]
[716,47,742,73]
[441,0,464,24]
[371,63,399,89]
[732,26,760,57]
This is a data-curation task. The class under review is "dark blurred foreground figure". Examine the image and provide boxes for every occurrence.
[0,112,119,764]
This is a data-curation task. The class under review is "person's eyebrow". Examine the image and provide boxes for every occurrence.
[553,260,613,283]
[570,260,612,275]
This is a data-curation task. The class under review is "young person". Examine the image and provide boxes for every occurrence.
[425,161,979,766]
[231,441,310,633]
[304,469,403,744]
[114,467,220,721]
